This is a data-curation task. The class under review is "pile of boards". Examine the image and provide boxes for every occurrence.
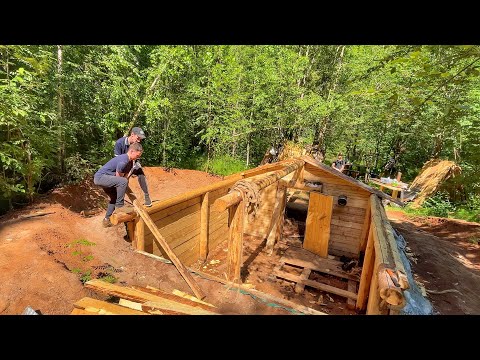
[71,279,220,315]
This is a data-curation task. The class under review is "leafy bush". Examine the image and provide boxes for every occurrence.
[202,154,250,176]
[64,153,97,184]
[422,192,456,218]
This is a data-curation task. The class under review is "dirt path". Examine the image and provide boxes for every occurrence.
[387,210,480,315]
[0,168,289,315]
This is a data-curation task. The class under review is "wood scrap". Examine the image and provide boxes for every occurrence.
[426,288,462,295]
[20,211,55,219]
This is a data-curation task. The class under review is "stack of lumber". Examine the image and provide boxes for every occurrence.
[70,279,219,315]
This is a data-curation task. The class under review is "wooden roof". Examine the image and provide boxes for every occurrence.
[300,155,404,206]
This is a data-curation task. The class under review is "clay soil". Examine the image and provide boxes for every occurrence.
[0,168,287,315]
[2,166,479,315]
[387,210,480,315]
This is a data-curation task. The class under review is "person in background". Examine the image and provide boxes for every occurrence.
[332,153,345,172]
[114,127,152,207]
[94,142,143,227]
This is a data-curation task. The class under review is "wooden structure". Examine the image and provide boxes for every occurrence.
[110,155,408,314]
[369,178,408,201]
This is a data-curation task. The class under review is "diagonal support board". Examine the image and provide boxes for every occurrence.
[133,200,205,300]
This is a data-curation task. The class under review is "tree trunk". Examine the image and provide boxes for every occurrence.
[128,74,161,133]
[57,45,65,174]
[246,134,250,167]
[316,45,346,155]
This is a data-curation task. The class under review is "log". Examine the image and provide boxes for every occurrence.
[377,264,405,308]
[133,200,205,300]
[266,184,287,251]
[135,218,145,251]
[110,211,137,225]
[213,159,305,212]
[227,201,245,282]
[199,192,210,260]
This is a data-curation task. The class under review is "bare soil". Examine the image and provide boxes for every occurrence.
[387,210,480,315]
[2,166,478,315]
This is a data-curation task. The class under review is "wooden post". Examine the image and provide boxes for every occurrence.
[356,226,375,311]
[358,196,372,253]
[200,192,210,260]
[227,200,245,282]
[127,220,135,244]
[135,218,145,251]
[303,192,333,258]
[132,200,205,300]
[266,184,287,252]
[396,172,402,181]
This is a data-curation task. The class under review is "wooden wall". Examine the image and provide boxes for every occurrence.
[244,182,279,238]
[144,186,230,266]
[303,163,371,258]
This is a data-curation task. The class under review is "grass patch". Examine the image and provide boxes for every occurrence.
[179,153,251,176]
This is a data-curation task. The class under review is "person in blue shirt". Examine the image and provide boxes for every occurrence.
[114,127,152,208]
[94,142,143,227]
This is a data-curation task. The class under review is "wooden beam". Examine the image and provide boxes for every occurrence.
[356,226,375,311]
[294,268,312,294]
[347,281,357,310]
[266,184,287,251]
[135,218,145,251]
[110,211,137,225]
[303,192,334,258]
[213,159,304,212]
[358,196,372,253]
[301,155,404,206]
[199,192,210,260]
[84,279,214,314]
[133,200,205,300]
[227,200,245,282]
[274,269,358,301]
[74,297,148,315]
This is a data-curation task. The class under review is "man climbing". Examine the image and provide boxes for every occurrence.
[94,142,143,227]
[114,127,152,207]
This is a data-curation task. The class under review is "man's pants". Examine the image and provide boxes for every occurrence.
[131,167,149,196]
[94,174,128,218]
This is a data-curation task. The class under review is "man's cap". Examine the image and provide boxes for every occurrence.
[132,127,146,139]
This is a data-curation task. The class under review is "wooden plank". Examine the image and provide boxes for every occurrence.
[84,279,214,314]
[200,192,210,260]
[282,256,360,282]
[366,265,388,315]
[331,218,363,230]
[133,200,205,300]
[294,268,312,294]
[274,269,358,301]
[148,203,201,234]
[301,156,404,206]
[71,308,97,315]
[332,204,366,216]
[266,184,287,251]
[303,192,333,258]
[149,196,202,223]
[131,286,219,313]
[330,224,362,238]
[74,297,148,315]
[227,201,245,282]
[172,289,216,308]
[135,218,145,251]
[359,196,371,253]
[119,299,144,311]
[331,212,366,224]
[347,280,357,310]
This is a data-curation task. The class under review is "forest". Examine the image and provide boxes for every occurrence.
[1,45,479,218]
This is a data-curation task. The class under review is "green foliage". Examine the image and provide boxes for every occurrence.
[64,153,97,184]
[99,274,118,284]
[422,193,456,218]
[67,238,96,247]
[202,154,250,176]
[2,45,480,216]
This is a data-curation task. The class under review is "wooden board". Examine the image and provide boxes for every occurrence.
[244,182,278,238]
[303,192,333,258]
[282,247,360,282]
[74,297,148,315]
[347,280,357,310]
[274,268,358,301]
